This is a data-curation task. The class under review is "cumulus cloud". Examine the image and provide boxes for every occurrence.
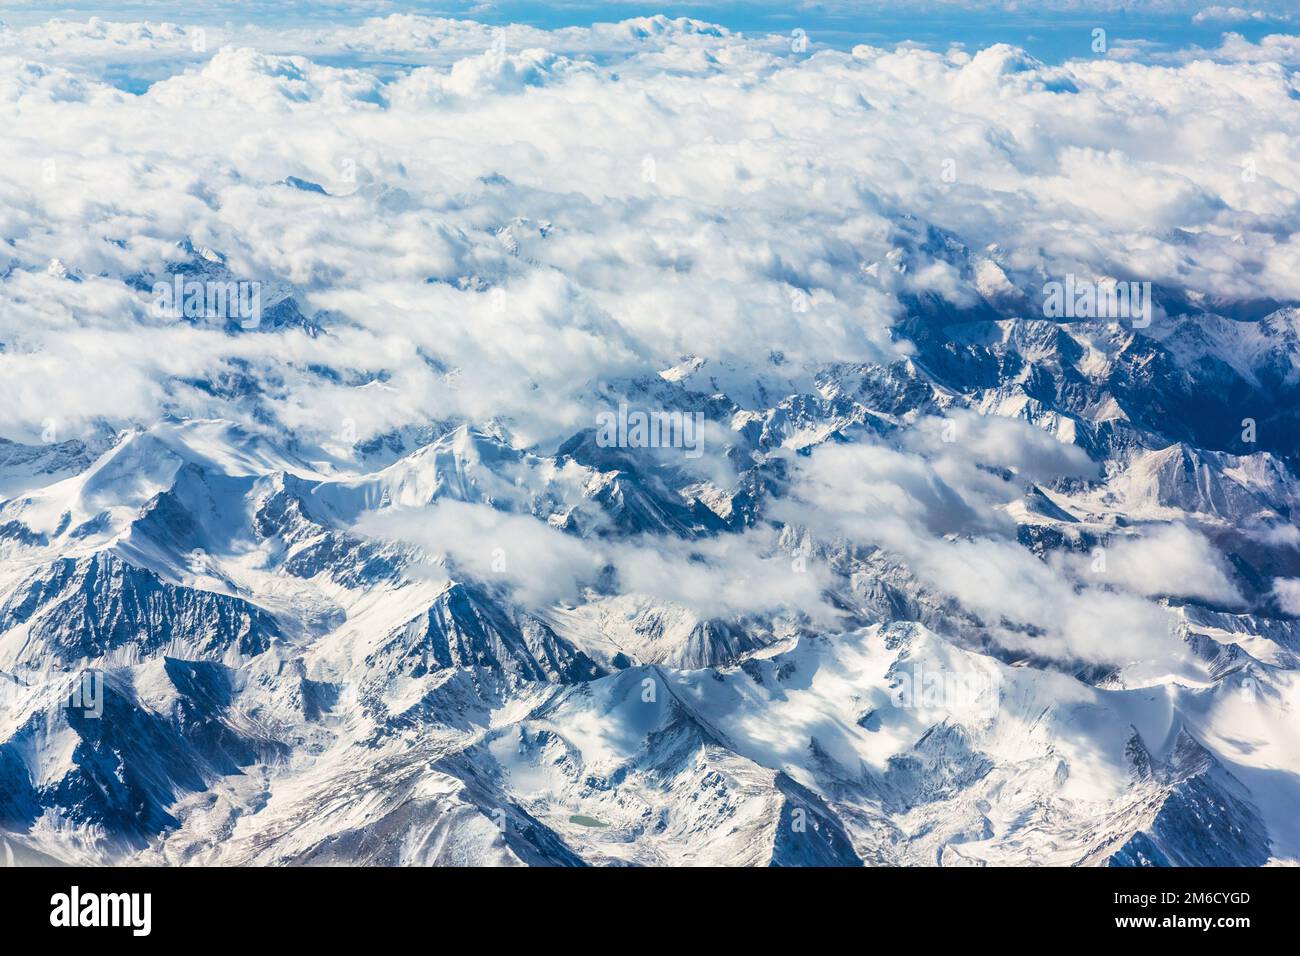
[1,15,1298,453]
[1193,7,1292,24]
[358,499,832,620]
[775,433,1199,671]
[1273,577,1300,615]
[904,409,1098,482]
[358,499,603,606]
[1093,523,1244,605]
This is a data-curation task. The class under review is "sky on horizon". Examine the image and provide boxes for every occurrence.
[0,1,1295,64]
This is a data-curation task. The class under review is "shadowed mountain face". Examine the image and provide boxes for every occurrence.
[2,12,1300,866]
[1,552,280,663]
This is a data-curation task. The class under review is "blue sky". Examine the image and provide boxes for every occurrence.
[0,1,1293,62]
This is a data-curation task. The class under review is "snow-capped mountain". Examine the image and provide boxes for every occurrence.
[3,295,1297,866]
[2,11,1299,867]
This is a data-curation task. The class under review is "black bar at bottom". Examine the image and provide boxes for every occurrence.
[0,864,1287,942]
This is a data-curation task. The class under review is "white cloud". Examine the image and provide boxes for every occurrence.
[358,500,603,607]
[1097,523,1244,605]
[358,499,832,620]
[1193,7,1291,25]
[1273,577,1300,614]
[2,18,1296,449]
[777,436,1200,671]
